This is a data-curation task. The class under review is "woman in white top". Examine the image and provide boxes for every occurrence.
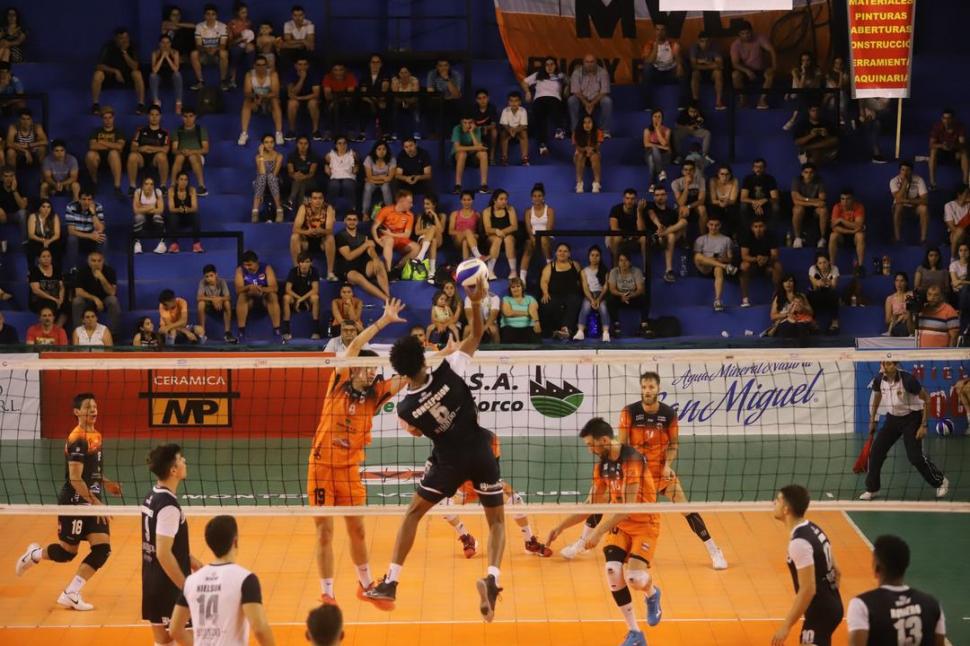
[574,245,610,341]
[73,307,113,347]
[325,135,360,216]
[132,176,166,254]
[519,182,555,282]
[362,140,396,218]
[950,242,970,332]
[238,55,283,146]
[252,133,284,222]
[806,253,841,334]
[520,57,567,155]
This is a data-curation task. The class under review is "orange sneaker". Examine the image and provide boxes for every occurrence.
[459,533,478,559]
[320,593,338,606]
[357,582,395,611]
[524,536,553,557]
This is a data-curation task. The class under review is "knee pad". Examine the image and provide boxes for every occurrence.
[82,543,111,571]
[585,514,603,529]
[603,545,627,567]
[46,543,77,563]
[625,568,651,591]
[507,492,527,520]
[604,560,625,591]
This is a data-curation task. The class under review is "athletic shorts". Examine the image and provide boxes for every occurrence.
[307,462,366,506]
[142,578,184,625]
[800,596,844,646]
[604,526,659,566]
[418,445,503,508]
[58,513,110,545]
[391,236,412,252]
[654,472,679,497]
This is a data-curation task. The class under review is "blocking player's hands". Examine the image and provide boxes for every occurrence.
[432,336,460,359]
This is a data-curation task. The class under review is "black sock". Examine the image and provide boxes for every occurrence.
[685,512,711,542]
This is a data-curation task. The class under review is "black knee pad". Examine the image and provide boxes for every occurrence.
[46,544,77,563]
[82,543,111,571]
[585,514,602,529]
[603,544,627,563]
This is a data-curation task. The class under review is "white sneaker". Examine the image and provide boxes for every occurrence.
[658,170,667,183]
[936,477,949,499]
[591,182,601,193]
[560,538,588,560]
[601,330,611,342]
[572,329,585,341]
[237,131,249,146]
[15,543,40,576]
[859,490,877,501]
[710,548,728,570]
[153,240,167,254]
[797,152,808,164]
[275,131,284,145]
[792,237,804,248]
[817,238,826,248]
[133,240,143,254]
[725,264,738,276]
[57,591,94,611]
[740,297,751,308]
[575,181,584,193]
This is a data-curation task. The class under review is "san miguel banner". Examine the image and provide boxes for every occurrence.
[495,0,830,84]
[846,0,916,98]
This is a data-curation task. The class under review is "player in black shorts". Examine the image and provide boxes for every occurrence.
[848,534,947,646]
[15,393,122,610]
[772,484,844,646]
[141,444,201,644]
[366,275,506,622]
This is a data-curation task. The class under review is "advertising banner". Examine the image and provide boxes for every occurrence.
[846,0,916,98]
[0,354,40,440]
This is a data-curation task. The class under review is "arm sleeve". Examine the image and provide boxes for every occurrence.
[787,537,814,569]
[444,350,473,375]
[155,505,182,538]
[241,573,262,604]
[845,597,869,632]
[66,438,88,462]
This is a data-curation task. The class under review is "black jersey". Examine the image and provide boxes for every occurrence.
[141,485,191,622]
[787,520,844,618]
[58,426,104,505]
[849,585,944,646]
[133,125,170,150]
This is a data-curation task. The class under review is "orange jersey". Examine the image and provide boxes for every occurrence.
[592,445,659,536]
[309,369,398,467]
[375,205,414,235]
[619,401,679,477]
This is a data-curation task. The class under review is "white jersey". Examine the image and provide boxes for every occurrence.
[178,562,262,646]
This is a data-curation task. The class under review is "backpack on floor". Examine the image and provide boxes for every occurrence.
[648,316,681,338]
[198,86,224,115]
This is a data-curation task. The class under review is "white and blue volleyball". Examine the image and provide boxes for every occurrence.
[455,257,489,291]
[936,419,954,436]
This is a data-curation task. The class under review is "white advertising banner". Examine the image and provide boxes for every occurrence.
[0,354,40,440]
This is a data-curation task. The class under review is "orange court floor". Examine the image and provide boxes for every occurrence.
[0,511,875,646]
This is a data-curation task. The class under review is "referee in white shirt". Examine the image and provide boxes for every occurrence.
[860,361,948,500]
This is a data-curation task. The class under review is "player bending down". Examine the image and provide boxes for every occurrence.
[548,417,663,646]
[561,371,727,571]
[441,430,552,559]
[16,393,122,611]
[366,275,506,622]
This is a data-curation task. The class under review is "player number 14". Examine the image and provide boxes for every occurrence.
[196,593,219,625]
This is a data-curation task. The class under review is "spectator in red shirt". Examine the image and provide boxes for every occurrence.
[828,188,866,276]
[25,305,68,345]
[928,108,968,190]
[322,63,362,142]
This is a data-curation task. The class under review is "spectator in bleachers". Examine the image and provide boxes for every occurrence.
[131,176,166,254]
[391,66,421,141]
[729,20,776,110]
[740,158,781,227]
[790,162,827,249]
[914,246,950,295]
[321,63,360,142]
[607,188,647,265]
[539,242,583,339]
[285,57,321,141]
[132,316,162,347]
[0,311,18,344]
[166,171,201,253]
[606,250,650,338]
[915,284,959,347]
[889,160,929,244]
[449,190,482,260]
[149,35,183,114]
[472,89,499,165]
[793,105,839,165]
[928,108,968,190]
[5,107,47,170]
[25,305,67,345]
[373,189,419,276]
[426,58,463,134]
[238,56,284,147]
[688,31,725,110]
[358,53,391,140]
[72,307,113,346]
[441,279,465,333]
[482,189,519,280]
[824,56,850,127]
[414,195,444,280]
[329,283,362,335]
[648,185,687,283]
[673,101,712,166]
[707,164,739,234]
[394,136,433,198]
[161,6,195,58]
[335,211,389,301]
[190,4,229,91]
[0,8,26,63]
[884,271,914,337]
[641,21,686,110]
[948,242,969,334]
[40,140,80,202]
[499,91,529,166]
[0,165,24,235]
[25,199,61,268]
[197,264,236,343]
[251,133,284,222]
[944,184,969,257]
[28,248,66,326]
[828,188,866,276]
[64,190,106,269]
[859,98,893,164]
[362,140,395,218]
[520,182,554,282]
[428,289,459,347]
[72,250,120,334]
[573,114,603,193]
[286,135,320,210]
[568,54,612,139]
[521,58,567,156]
[767,274,815,339]
[234,250,281,340]
[642,108,671,189]
[463,284,501,344]
[127,105,170,194]
[807,253,840,334]
[672,160,708,234]
[282,251,321,342]
[501,277,541,344]
[450,115,489,194]
[693,216,736,312]
[290,189,335,278]
[85,107,125,199]
[279,5,315,70]
[91,28,146,115]
[324,135,359,215]
[171,107,209,196]
[324,318,359,353]
[739,217,782,308]
[226,2,254,90]
[0,61,24,112]
[574,245,610,341]
[782,52,823,132]
[158,288,203,343]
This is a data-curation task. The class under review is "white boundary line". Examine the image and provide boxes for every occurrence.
[840,510,875,550]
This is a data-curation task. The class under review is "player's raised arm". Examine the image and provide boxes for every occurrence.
[345,298,407,357]
[458,275,487,358]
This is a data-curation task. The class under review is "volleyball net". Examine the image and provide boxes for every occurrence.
[0,348,967,517]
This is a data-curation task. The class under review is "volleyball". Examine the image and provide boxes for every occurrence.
[936,419,954,436]
[455,258,489,290]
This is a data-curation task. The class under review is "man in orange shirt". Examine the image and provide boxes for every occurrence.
[372,189,419,276]
[548,418,663,646]
[828,188,866,276]
[158,288,204,344]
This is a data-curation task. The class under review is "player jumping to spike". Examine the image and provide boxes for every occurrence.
[366,275,506,622]
[548,417,663,646]
[15,393,122,611]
